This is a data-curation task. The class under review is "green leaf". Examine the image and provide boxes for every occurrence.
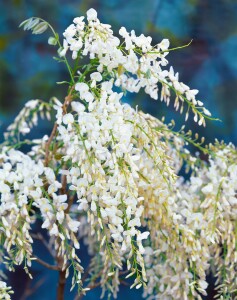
[19,19,30,28]
[53,56,64,62]
[56,81,70,85]
[26,18,40,30]
[32,22,48,35]
[21,18,40,31]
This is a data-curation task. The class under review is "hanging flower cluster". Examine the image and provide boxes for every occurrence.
[0,8,236,300]
[143,142,237,300]
[57,8,212,126]
[0,280,13,300]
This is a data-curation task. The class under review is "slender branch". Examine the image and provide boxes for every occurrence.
[56,256,67,300]
[80,264,91,283]
[45,123,58,167]
[34,256,60,271]
[43,85,76,300]
[74,268,103,300]
[74,269,128,300]
[65,194,75,214]
[119,270,129,275]
[76,270,131,300]
[120,280,129,286]
[62,85,75,114]
[44,85,75,167]
[61,173,67,195]
[20,277,45,300]
[57,271,67,300]
[75,282,101,300]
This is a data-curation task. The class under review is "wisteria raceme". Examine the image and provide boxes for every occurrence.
[57,8,213,126]
[0,280,13,300]
[4,99,52,141]
[141,143,237,300]
[179,143,237,299]
[0,8,236,300]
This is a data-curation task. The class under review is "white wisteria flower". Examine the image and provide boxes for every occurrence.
[0,8,235,300]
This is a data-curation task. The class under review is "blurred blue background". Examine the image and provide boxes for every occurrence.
[1,0,237,299]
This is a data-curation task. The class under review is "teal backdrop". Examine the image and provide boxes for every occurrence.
[1,0,237,299]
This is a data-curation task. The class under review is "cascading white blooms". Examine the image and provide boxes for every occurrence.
[0,8,236,300]
[0,281,13,300]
